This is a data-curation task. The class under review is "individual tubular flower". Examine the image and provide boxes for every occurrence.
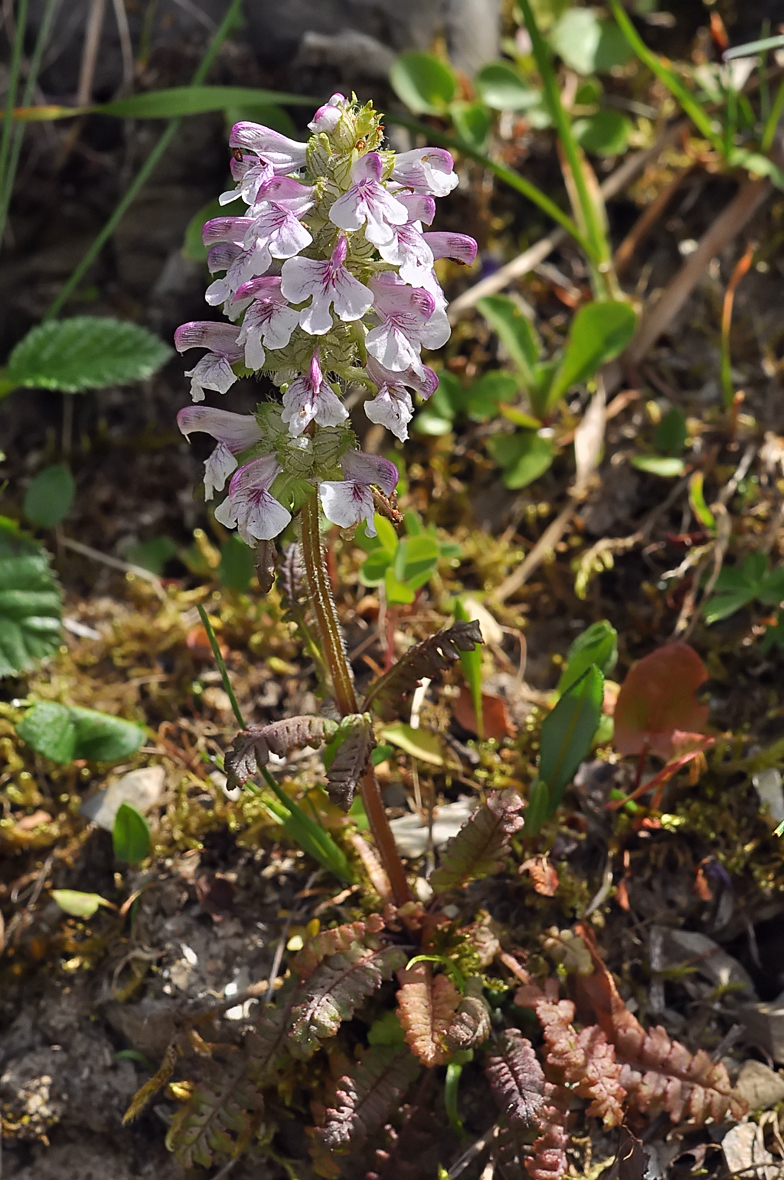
[329,152,408,247]
[202,217,271,309]
[244,177,315,259]
[233,277,300,370]
[281,234,373,336]
[364,357,438,442]
[177,405,263,499]
[174,322,243,402]
[376,192,437,284]
[319,450,399,536]
[281,352,348,437]
[214,453,292,544]
[365,272,449,375]
[391,147,459,196]
[423,232,479,267]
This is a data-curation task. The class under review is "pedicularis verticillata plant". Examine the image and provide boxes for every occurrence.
[174,94,477,905]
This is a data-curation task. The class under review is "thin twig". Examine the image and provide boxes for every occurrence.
[76,0,107,107]
[448,1125,495,1178]
[60,535,165,594]
[109,0,134,96]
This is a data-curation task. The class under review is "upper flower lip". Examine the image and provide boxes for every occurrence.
[228,123,308,173]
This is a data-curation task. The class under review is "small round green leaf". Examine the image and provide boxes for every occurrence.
[23,465,76,528]
[573,110,631,156]
[390,52,457,115]
[450,101,493,149]
[475,62,540,111]
[52,889,109,918]
[489,431,554,490]
[0,522,62,677]
[6,317,173,393]
[550,9,631,75]
[113,802,151,864]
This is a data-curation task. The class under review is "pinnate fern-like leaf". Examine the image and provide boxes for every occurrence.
[533,997,625,1127]
[165,1052,264,1169]
[430,788,525,892]
[443,975,491,1053]
[292,915,384,981]
[325,713,376,809]
[525,1088,570,1180]
[225,715,337,789]
[362,620,483,719]
[485,1028,546,1126]
[288,941,407,1059]
[314,1045,421,1151]
[396,962,461,1067]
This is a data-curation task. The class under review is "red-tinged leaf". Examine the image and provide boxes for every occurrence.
[454,685,517,739]
[613,642,709,760]
[396,962,460,1067]
[520,856,559,896]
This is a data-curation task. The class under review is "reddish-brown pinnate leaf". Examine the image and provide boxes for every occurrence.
[613,643,709,760]
[521,856,559,896]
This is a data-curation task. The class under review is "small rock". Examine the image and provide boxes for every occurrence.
[740,992,784,1064]
[389,798,475,858]
[736,1059,784,1110]
[753,768,784,824]
[722,1122,779,1180]
[80,766,165,831]
[654,927,757,997]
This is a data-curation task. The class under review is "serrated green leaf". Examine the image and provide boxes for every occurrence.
[52,889,110,918]
[475,62,540,111]
[23,464,76,529]
[0,522,62,677]
[17,701,145,763]
[547,301,637,410]
[390,52,457,115]
[112,802,151,864]
[539,665,604,815]
[6,317,172,393]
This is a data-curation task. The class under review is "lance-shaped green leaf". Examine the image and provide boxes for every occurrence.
[477,295,541,392]
[557,621,617,696]
[16,701,145,763]
[113,802,151,864]
[546,301,636,411]
[0,520,62,676]
[3,317,172,395]
[538,665,604,815]
[52,889,112,918]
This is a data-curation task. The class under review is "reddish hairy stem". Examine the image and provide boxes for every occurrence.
[300,494,410,906]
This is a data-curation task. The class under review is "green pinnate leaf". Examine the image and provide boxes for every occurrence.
[16,700,145,763]
[6,317,172,393]
[0,521,62,676]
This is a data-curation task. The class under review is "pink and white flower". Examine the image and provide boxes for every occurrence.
[214,453,292,544]
[281,353,348,437]
[365,272,449,375]
[308,93,346,134]
[423,232,478,267]
[177,405,263,499]
[281,235,373,336]
[319,450,399,536]
[375,193,439,285]
[364,357,438,441]
[202,217,271,308]
[244,177,315,256]
[391,147,458,197]
[329,152,408,247]
[233,276,300,370]
[174,322,243,402]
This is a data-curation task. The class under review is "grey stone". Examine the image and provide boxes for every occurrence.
[80,766,166,831]
[736,1059,784,1110]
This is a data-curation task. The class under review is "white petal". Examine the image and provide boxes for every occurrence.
[329,190,365,232]
[185,354,237,401]
[365,323,422,374]
[240,490,292,542]
[262,303,299,349]
[364,387,413,442]
[299,295,334,336]
[331,270,374,322]
[319,481,375,533]
[314,383,349,428]
[280,256,322,305]
[419,307,451,350]
[204,443,238,500]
